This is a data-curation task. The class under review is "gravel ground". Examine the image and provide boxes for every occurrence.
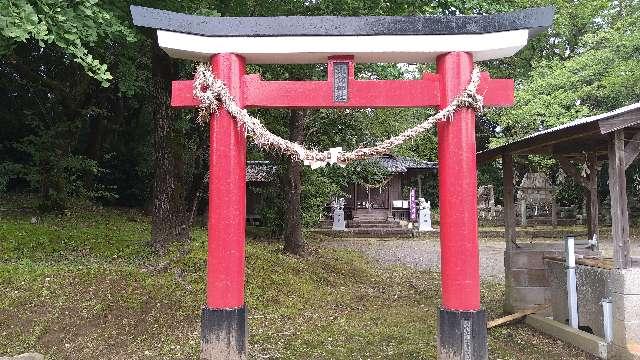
[329,236,640,283]
[330,239,507,281]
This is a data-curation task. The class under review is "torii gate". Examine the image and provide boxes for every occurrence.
[131,6,553,360]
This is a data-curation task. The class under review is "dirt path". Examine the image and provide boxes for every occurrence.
[330,234,640,282]
[330,239,507,281]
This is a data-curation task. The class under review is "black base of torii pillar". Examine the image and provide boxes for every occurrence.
[439,310,488,360]
[201,307,247,360]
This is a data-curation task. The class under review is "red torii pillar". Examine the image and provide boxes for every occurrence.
[172,52,513,360]
[436,52,486,359]
[199,54,248,360]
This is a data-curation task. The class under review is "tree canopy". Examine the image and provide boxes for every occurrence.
[1,0,639,237]
[494,4,640,143]
[1,0,136,85]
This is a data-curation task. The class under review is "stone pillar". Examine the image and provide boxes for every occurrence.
[611,268,640,358]
[504,244,556,314]
[332,208,346,230]
[418,200,434,232]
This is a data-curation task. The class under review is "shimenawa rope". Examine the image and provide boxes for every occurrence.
[193,64,484,169]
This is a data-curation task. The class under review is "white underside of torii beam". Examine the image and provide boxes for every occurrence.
[157,29,531,64]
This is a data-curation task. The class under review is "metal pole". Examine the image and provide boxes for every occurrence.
[602,298,613,343]
[565,235,579,329]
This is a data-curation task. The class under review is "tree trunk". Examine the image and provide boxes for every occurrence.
[149,34,189,252]
[283,109,306,255]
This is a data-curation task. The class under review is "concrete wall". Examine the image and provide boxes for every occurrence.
[504,243,598,316]
[542,261,640,359]
[610,267,640,359]
[508,246,640,359]
[546,260,610,338]
[504,244,563,315]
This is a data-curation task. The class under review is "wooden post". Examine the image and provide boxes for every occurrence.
[608,130,631,269]
[551,192,558,229]
[588,152,599,241]
[353,182,358,219]
[387,180,392,220]
[585,189,592,236]
[503,153,516,249]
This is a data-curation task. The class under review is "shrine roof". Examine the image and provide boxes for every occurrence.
[477,101,640,164]
[376,154,437,174]
[130,6,553,64]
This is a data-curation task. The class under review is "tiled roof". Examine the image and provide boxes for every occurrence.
[477,101,640,163]
[375,154,438,173]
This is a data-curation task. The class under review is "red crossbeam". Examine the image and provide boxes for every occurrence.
[172,73,513,109]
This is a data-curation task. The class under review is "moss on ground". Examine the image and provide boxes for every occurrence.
[0,206,595,359]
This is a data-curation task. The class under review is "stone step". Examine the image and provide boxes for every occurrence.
[318,219,404,229]
[319,224,404,230]
[311,228,415,238]
[353,219,392,224]
[354,213,388,217]
[349,222,402,229]
[351,227,412,234]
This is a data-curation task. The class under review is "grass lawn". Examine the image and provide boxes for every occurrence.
[0,204,595,359]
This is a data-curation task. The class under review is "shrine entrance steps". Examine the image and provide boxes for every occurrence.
[353,210,389,222]
[315,215,415,238]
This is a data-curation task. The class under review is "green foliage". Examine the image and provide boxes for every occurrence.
[0,0,134,86]
[0,162,20,193]
[478,2,640,208]
[2,0,638,233]
[494,4,640,143]
[0,206,151,262]
[3,112,105,210]
[301,169,341,227]
[255,182,286,235]
[0,1,182,211]
[320,160,391,191]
